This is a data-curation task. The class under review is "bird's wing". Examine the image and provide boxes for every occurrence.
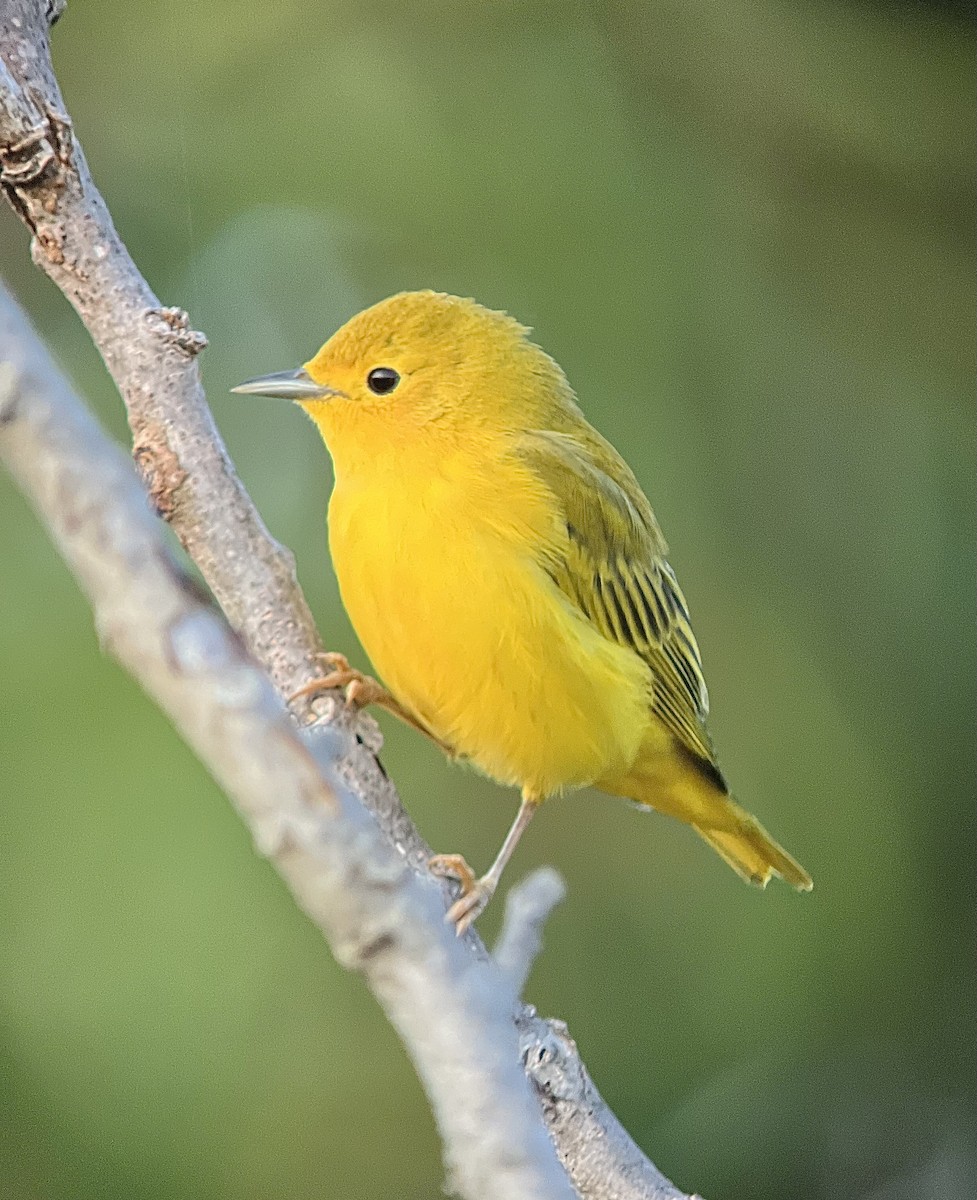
[515,428,722,777]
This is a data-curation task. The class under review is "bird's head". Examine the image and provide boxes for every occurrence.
[233,291,574,465]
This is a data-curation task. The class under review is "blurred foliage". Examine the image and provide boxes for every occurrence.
[1,1,974,1197]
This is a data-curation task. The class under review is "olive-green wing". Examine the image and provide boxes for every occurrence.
[515,428,723,779]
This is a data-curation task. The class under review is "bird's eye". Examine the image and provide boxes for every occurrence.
[367,367,400,396]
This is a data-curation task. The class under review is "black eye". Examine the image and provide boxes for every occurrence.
[367,367,400,395]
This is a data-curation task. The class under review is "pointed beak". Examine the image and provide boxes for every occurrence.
[230,367,341,401]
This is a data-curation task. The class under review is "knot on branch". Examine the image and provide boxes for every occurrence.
[0,105,72,222]
[145,306,208,357]
[132,423,188,522]
[520,1019,584,1105]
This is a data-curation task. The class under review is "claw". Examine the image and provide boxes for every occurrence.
[445,881,495,936]
[289,655,456,758]
[288,652,385,708]
[428,852,476,892]
[428,853,495,935]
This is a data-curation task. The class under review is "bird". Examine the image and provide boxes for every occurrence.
[233,291,812,933]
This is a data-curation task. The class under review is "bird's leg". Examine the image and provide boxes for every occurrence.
[429,792,541,935]
[290,652,454,756]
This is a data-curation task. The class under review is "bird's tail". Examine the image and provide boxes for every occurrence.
[692,801,812,891]
[602,741,813,891]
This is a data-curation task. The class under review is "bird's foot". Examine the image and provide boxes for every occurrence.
[428,853,496,936]
[289,652,390,709]
[291,655,456,758]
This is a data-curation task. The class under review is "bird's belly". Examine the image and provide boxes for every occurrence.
[330,493,650,796]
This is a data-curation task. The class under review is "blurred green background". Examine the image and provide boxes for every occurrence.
[2,1,974,1197]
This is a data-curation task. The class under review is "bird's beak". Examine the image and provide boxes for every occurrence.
[230,367,341,401]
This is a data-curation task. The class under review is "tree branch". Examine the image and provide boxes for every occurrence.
[1,4,696,1198]
[494,868,567,994]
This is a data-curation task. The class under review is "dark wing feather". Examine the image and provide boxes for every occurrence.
[515,428,722,777]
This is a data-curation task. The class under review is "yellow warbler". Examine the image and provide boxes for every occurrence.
[234,291,812,932]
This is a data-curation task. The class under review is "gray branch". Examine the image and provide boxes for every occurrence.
[1,4,696,1198]
[494,868,567,994]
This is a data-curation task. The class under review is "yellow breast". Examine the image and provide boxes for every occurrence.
[327,448,650,797]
